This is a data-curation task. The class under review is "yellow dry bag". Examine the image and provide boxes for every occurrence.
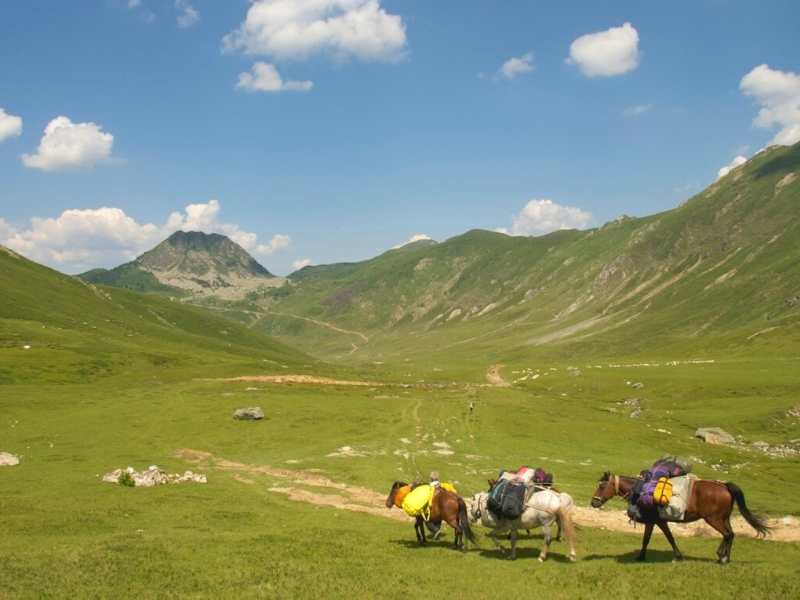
[653,477,673,506]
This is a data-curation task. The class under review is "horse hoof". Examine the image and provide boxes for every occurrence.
[673,556,684,563]
[538,556,545,563]
[569,555,577,563]
[635,555,646,562]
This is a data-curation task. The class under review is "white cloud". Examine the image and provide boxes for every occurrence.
[740,64,800,147]
[499,52,535,80]
[222,0,407,63]
[1,200,290,273]
[127,0,141,8]
[22,116,114,171]
[622,103,653,117]
[392,233,432,249]
[175,0,199,29]
[716,155,748,180]
[0,108,23,142]
[567,22,641,78]
[292,258,312,270]
[499,199,592,236]
[237,62,313,93]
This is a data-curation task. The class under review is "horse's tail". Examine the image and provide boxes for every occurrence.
[457,497,477,547]
[725,482,770,537]
[556,504,577,561]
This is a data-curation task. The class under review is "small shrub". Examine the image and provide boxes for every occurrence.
[118,471,135,487]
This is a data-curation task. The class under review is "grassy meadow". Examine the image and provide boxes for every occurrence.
[2,355,799,598]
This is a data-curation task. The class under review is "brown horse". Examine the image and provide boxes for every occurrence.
[385,481,475,549]
[591,471,770,563]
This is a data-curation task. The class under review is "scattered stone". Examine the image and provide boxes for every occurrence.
[102,465,207,487]
[327,446,367,458]
[567,367,582,377]
[787,405,800,419]
[629,409,642,419]
[752,441,770,450]
[695,427,735,445]
[0,452,20,466]
[233,407,264,420]
[631,382,644,389]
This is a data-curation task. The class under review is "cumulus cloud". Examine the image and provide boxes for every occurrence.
[392,233,432,249]
[567,22,641,78]
[0,108,23,142]
[740,64,800,146]
[716,155,748,180]
[175,0,199,28]
[1,200,290,273]
[622,103,653,117]
[22,116,114,171]
[498,199,592,236]
[222,0,407,63]
[237,62,313,93]
[498,52,535,80]
[292,258,312,270]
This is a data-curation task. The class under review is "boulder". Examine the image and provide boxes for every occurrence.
[233,406,264,420]
[0,452,20,466]
[102,465,207,487]
[695,427,735,445]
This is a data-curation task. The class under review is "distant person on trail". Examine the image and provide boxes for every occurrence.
[469,400,475,415]
[429,471,441,488]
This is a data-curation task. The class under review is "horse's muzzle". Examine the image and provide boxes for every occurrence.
[590,496,603,509]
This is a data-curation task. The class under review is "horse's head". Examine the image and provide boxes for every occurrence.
[385,481,408,509]
[591,471,617,508]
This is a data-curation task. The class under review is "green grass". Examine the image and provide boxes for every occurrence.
[2,358,799,598]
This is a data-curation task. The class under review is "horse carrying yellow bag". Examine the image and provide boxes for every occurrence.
[653,477,673,506]
[402,484,435,521]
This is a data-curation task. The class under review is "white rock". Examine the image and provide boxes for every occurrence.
[0,452,20,466]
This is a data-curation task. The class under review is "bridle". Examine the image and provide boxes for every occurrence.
[592,474,622,504]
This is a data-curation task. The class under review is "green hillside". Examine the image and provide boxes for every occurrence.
[0,245,310,384]
[235,143,800,370]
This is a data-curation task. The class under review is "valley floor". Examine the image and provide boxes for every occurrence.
[1,358,799,598]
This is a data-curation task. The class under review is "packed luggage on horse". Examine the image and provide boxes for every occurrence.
[470,465,577,562]
[486,466,555,521]
[627,456,695,523]
[385,475,474,550]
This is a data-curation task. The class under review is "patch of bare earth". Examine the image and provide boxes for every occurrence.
[176,449,799,542]
[572,507,800,542]
[199,375,383,387]
[176,448,409,522]
[485,364,511,387]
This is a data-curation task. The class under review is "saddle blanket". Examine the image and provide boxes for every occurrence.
[657,475,697,521]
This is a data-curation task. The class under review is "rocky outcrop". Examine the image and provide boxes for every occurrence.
[102,465,207,487]
[233,406,265,420]
[695,427,735,445]
[0,452,20,466]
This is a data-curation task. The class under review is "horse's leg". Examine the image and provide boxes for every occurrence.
[704,516,733,564]
[444,513,461,549]
[656,521,683,562]
[539,523,552,563]
[509,528,518,560]
[488,529,507,554]
[555,517,562,542]
[636,522,654,561]
[415,517,427,545]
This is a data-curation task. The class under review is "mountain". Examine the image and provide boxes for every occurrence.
[0,243,309,384]
[243,143,800,364]
[80,231,282,300]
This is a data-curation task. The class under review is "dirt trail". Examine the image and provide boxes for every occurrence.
[485,364,511,387]
[176,448,408,522]
[199,375,384,387]
[176,449,800,542]
[262,310,369,342]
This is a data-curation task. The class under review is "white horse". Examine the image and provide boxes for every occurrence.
[468,489,577,562]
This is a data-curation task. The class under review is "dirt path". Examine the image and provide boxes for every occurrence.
[485,364,511,387]
[177,448,408,522]
[199,375,384,386]
[261,310,369,343]
[176,448,800,543]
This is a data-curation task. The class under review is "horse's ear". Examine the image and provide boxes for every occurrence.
[601,471,610,481]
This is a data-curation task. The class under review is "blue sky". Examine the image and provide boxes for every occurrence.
[1,1,798,274]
